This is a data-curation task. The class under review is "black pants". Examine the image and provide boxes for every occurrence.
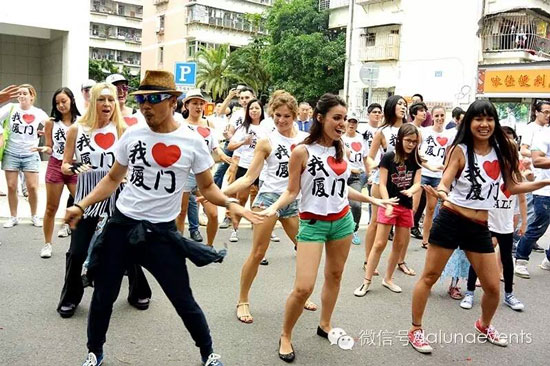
[58,217,151,310]
[86,217,213,358]
[414,190,426,228]
[467,232,514,293]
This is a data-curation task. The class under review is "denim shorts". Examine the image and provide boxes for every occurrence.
[296,211,355,243]
[421,175,441,187]
[2,151,40,172]
[252,192,298,219]
[370,169,380,185]
[182,172,197,193]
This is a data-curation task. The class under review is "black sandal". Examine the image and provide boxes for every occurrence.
[421,242,428,249]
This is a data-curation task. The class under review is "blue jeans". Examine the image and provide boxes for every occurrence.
[513,192,536,245]
[213,141,233,188]
[516,195,550,261]
[188,192,199,234]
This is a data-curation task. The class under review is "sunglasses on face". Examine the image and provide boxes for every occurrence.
[135,93,173,105]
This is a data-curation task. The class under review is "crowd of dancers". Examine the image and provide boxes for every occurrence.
[1,71,549,365]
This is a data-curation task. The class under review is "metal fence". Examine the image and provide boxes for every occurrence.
[480,11,550,57]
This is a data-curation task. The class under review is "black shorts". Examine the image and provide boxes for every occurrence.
[235,166,260,187]
[429,206,494,254]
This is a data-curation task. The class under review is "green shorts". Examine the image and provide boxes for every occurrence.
[296,211,355,243]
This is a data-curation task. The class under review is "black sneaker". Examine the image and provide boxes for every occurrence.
[190,230,203,242]
[411,227,422,239]
[58,303,77,318]
[533,243,545,253]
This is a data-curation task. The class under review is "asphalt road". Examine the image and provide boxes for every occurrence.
[0,223,549,366]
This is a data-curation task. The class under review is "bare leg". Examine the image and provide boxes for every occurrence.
[362,224,392,284]
[364,184,380,263]
[319,235,353,332]
[43,183,64,244]
[465,250,500,328]
[202,199,218,246]
[279,242,324,354]
[5,171,19,217]
[410,244,454,331]
[386,226,408,285]
[24,171,39,216]
[422,194,438,245]
[233,186,251,230]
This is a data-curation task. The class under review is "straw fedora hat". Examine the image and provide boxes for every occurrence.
[131,70,182,96]
[182,88,207,104]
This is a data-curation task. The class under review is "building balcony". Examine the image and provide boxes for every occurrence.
[359,26,400,61]
[186,4,267,35]
[356,0,399,11]
[480,10,550,64]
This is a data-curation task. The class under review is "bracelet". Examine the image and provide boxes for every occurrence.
[225,198,239,208]
[74,203,85,213]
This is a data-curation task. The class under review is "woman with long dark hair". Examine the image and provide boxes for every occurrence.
[37,87,80,258]
[227,98,267,242]
[362,95,407,273]
[260,93,397,362]
[408,100,550,354]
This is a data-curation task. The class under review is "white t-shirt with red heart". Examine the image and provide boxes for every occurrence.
[0,103,49,155]
[342,133,367,172]
[419,127,450,178]
[488,180,517,234]
[185,122,219,154]
[115,123,214,223]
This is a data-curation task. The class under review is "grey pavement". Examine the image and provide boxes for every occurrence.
[1,221,549,366]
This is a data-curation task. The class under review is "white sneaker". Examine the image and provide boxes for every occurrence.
[271,233,280,242]
[40,243,52,258]
[353,280,371,297]
[31,215,43,227]
[229,229,239,242]
[460,292,474,309]
[382,279,402,293]
[514,259,530,279]
[3,217,18,228]
[540,256,550,271]
[57,224,71,237]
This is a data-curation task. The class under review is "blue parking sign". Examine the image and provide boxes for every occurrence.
[174,62,196,86]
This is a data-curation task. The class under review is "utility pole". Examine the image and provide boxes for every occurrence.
[344,0,355,106]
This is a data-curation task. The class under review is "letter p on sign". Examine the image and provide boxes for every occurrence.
[174,62,196,86]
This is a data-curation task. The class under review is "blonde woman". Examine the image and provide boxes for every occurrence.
[0,84,49,228]
[57,83,150,318]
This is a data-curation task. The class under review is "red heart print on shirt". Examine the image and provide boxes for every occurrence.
[351,142,362,152]
[152,143,181,168]
[94,133,115,150]
[482,160,500,180]
[197,126,210,138]
[327,156,347,176]
[436,136,448,146]
[22,114,35,124]
[500,183,512,198]
[124,117,138,126]
[290,144,296,151]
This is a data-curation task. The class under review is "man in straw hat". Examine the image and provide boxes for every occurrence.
[65,70,263,366]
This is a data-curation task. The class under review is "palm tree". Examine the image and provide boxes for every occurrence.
[195,44,239,100]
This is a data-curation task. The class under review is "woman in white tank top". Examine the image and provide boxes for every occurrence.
[224,91,317,324]
[408,100,550,354]
[363,96,407,274]
[36,88,80,259]
[258,94,396,362]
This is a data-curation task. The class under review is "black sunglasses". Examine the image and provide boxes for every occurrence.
[135,93,173,105]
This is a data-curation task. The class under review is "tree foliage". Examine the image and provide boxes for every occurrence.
[195,45,241,101]
[264,0,345,104]
[230,37,271,103]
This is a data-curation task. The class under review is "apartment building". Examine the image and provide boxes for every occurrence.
[0,0,89,110]
[89,0,143,75]
[324,0,550,124]
[141,0,271,88]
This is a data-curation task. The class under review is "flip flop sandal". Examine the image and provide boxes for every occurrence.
[304,300,318,311]
[236,303,253,324]
[397,262,416,276]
